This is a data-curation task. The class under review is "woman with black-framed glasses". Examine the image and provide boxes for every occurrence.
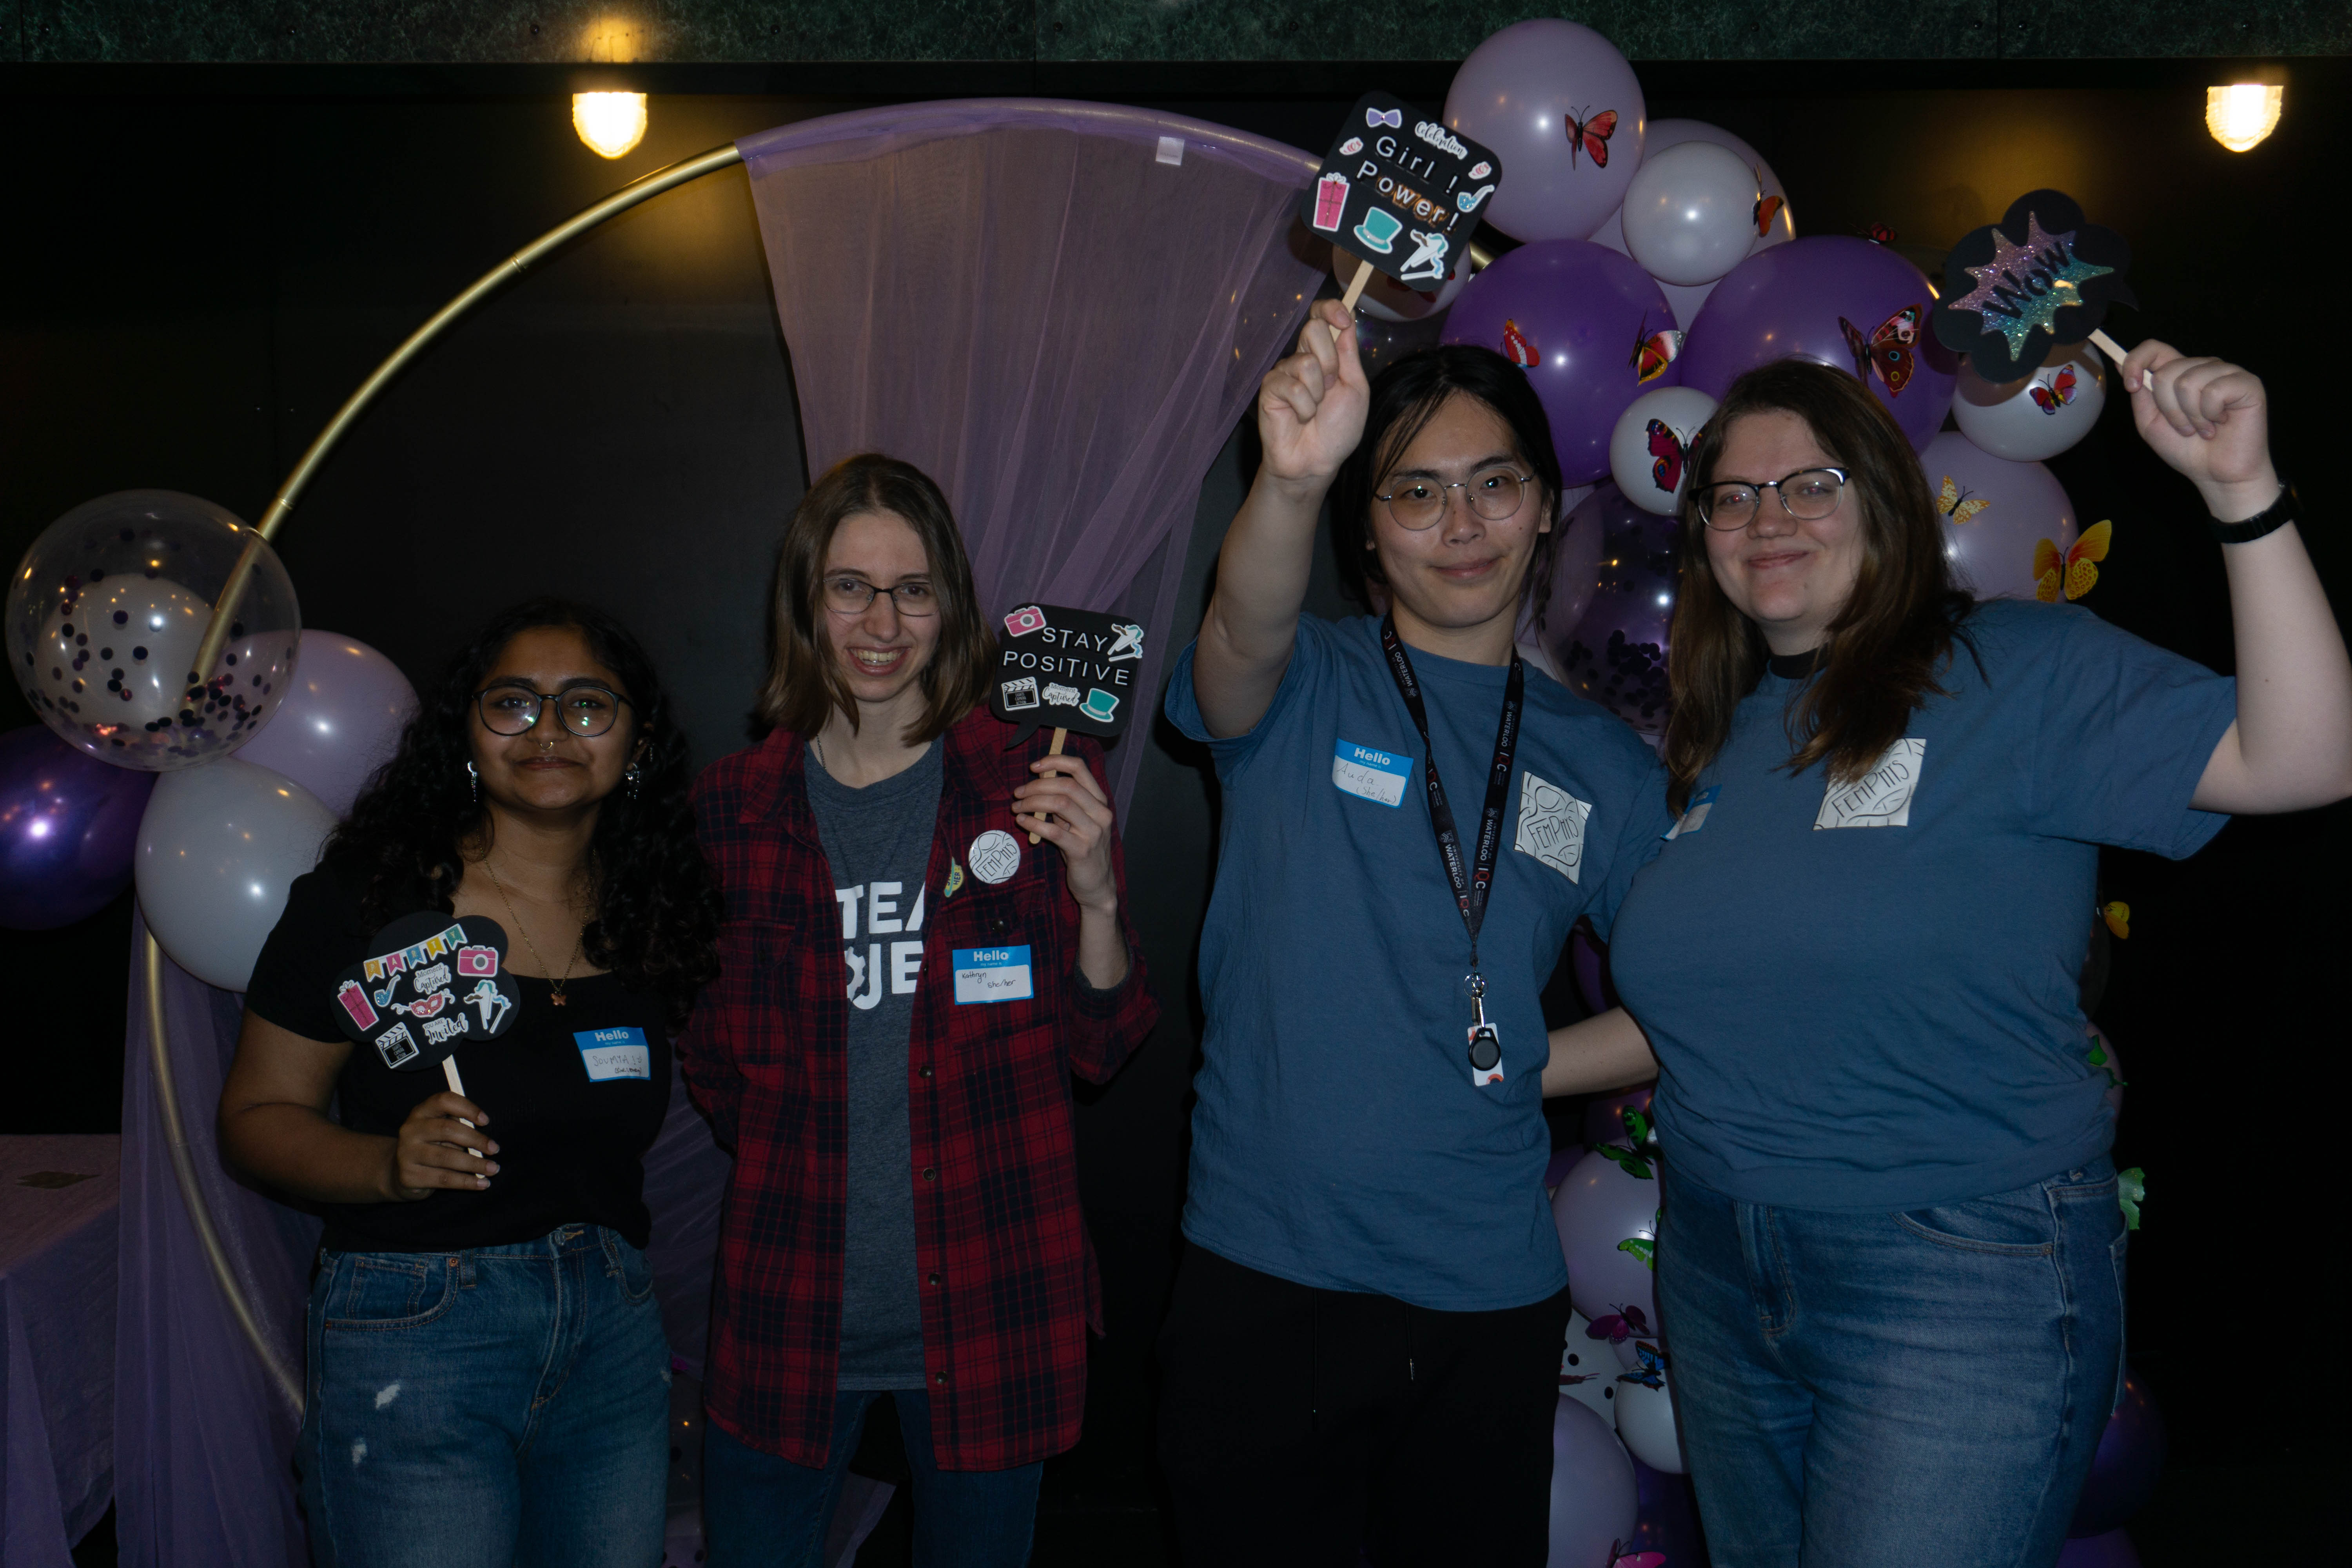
[219,597,721,1568]
[1546,351,2352,1564]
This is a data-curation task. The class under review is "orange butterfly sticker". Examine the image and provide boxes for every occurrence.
[1937,476,1989,524]
[2035,519,2112,602]
[2100,901,2130,940]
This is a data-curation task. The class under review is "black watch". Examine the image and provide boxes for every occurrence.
[2209,480,2298,545]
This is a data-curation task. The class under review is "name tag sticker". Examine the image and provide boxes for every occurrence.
[575,1026,652,1082]
[1333,739,1413,807]
[953,946,1034,1005]
[1514,770,1592,882]
[1664,786,1720,840]
[1816,739,1926,829]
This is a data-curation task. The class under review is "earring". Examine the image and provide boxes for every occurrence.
[466,760,479,802]
[624,762,642,801]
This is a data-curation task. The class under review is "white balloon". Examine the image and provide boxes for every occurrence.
[1610,386,1719,515]
[1951,341,2108,463]
[1337,242,1470,322]
[1593,119,1795,319]
[1559,1310,1621,1424]
[136,755,336,991]
[1614,1356,1688,1474]
[1548,1396,1639,1568]
[1619,142,1761,287]
[236,630,419,817]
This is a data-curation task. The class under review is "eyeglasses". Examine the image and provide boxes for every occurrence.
[822,574,939,617]
[1374,467,1535,532]
[475,684,632,738]
[1695,467,1851,532]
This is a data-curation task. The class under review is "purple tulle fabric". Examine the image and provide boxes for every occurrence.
[109,100,1321,1565]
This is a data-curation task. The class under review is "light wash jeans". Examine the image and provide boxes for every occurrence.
[296,1224,672,1568]
[1657,1158,2126,1568]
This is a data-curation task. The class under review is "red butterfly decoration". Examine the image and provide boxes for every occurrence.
[1501,318,1538,367]
[2029,364,2079,414]
[1628,318,1682,384]
[1753,178,1783,237]
[1566,108,1619,169]
[1837,303,1921,397]
[1865,222,1898,245]
[1646,419,1686,496]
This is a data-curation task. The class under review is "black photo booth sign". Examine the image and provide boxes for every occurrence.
[1932,189,2135,383]
[991,604,1145,746]
[331,911,523,1073]
[1301,91,1502,290]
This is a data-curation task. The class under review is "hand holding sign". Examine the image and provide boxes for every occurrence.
[1931,190,2136,383]
[1305,92,1503,320]
[388,1089,497,1198]
[993,603,1146,842]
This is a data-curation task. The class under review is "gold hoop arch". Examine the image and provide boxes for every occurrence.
[158,140,747,1415]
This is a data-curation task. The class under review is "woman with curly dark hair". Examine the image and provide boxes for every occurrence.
[219,597,721,1568]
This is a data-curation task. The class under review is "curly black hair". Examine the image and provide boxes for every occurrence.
[324,598,721,1031]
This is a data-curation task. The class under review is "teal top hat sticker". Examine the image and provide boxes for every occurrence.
[990,603,1147,746]
[1305,90,1503,291]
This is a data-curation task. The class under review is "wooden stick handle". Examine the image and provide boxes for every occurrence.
[1333,253,1374,333]
[1028,728,1067,845]
[2089,328,2129,368]
[443,1056,483,1157]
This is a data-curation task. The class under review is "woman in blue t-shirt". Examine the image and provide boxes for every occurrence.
[1556,346,2350,1565]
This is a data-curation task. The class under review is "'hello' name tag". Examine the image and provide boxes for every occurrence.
[575,1026,652,1082]
[1333,739,1413,808]
[953,947,1034,1005]
[1664,786,1720,840]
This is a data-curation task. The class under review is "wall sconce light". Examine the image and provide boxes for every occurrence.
[572,92,648,159]
[2205,83,2283,152]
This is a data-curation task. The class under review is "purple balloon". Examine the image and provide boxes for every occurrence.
[1548,1396,1639,1568]
[1680,236,1957,452]
[1543,486,1676,734]
[1445,19,1647,244]
[1583,1086,1655,1152]
[235,630,419,818]
[2070,1368,2164,1537]
[1917,432,2080,603]
[1625,1455,1708,1566]
[2056,1529,2141,1568]
[0,724,157,929]
[1352,303,1453,376]
[1552,1144,1661,1327]
[1444,242,1678,486]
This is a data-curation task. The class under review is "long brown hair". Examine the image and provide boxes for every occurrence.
[757,454,996,742]
[1662,360,1976,813]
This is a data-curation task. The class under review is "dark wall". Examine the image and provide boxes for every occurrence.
[5,65,2346,1506]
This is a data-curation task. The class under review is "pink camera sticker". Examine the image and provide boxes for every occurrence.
[1003,606,1048,637]
[456,944,499,978]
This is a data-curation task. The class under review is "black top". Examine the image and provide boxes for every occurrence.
[1766,649,1822,681]
[244,860,673,1253]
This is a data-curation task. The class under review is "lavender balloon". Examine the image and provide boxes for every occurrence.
[0,725,156,929]
[1547,1396,1639,1568]
[1543,486,1676,734]
[1583,1085,1655,1152]
[1446,243,1677,486]
[1552,1143,1661,1327]
[1446,19,1646,244]
[2069,1368,2164,1536]
[1681,236,1957,452]
[2056,1530,2141,1568]
[1351,304,1454,377]
[1594,118,1797,328]
[236,631,419,817]
[1520,482,1602,668]
[1917,432,2080,602]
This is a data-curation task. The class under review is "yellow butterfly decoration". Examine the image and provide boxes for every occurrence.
[2101,900,2130,939]
[2035,519,2112,602]
[1937,475,1989,523]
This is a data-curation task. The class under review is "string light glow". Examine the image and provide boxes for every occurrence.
[2205,84,2283,152]
[572,93,649,159]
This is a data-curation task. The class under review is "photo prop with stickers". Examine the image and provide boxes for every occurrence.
[1302,91,1503,312]
[1932,189,2135,382]
[332,911,522,1074]
[992,604,1145,747]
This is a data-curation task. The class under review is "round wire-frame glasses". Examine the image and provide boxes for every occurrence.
[1374,467,1536,532]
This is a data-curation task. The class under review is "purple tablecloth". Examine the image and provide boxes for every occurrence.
[0,1134,120,1565]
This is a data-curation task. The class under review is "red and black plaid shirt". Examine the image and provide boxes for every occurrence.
[680,709,1158,1470]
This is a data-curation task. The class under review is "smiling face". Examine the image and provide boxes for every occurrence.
[818,509,943,722]
[1368,392,1551,652]
[469,624,641,817]
[1700,408,1867,656]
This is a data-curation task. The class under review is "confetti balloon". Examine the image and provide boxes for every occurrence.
[1547,1396,1639,1568]
[1593,118,1796,326]
[1618,140,1763,287]
[7,491,301,771]
[1445,19,1646,244]
[1559,1310,1621,1425]
[1952,341,2109,463]
[0,725,156,929]
[1609,386,1719,517]
[2056,1530,2142,1568]
[1542,486,1677,734]
[1917,431,2080,602]
[1623,1456,1707,1566]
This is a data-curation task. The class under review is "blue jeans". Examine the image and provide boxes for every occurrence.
[1657,1158,2126,1568]
[297,1225,672,1568]
[702,1390,1042,1568]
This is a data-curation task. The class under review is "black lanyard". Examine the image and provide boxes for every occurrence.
[1378,616,1523,1068]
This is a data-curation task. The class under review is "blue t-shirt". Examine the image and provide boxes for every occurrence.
[1167,614,1671,1310]
[1610,599,2236,1210]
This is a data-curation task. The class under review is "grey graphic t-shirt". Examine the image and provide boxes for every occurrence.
[804,739,944,1388]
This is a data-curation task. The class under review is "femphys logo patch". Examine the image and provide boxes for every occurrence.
[1815,739,1927,829]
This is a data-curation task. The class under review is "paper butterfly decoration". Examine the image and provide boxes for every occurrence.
[1646,419,1686,495]
[1594,1140,1655,1180]
[1566,107,1619,168]
[2118,1165,2145,1231]
[2034,519,2112,602]
[2101,900,2131,940]
[1501,318,1538,368]
[1936,475,1989,524]
[1754,176,1784,237]
[1839,304,1921,397]
[1619,1342,1668,1390]
[1934,189,2135,382]
[1617,1234,1657,1269]
[1608,1547,1668,1568]
[1630,320,1682,384]
[1586,1304,1652,1345]
[2087,1027,2125,1090]
[2031,364,2080,414]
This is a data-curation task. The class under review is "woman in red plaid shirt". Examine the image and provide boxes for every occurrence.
[681,454,1159,1566]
